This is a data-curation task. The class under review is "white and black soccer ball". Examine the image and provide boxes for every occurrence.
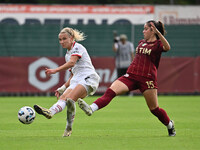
[18,106,36,124]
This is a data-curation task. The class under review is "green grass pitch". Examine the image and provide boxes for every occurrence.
[0,95,200,150]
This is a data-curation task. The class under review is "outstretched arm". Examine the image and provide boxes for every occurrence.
[45,55,79,76]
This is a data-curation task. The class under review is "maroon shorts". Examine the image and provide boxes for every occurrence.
[118,73,158,93]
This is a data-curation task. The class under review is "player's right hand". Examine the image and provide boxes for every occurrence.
[55,90,60,99]
[45,68,57,77]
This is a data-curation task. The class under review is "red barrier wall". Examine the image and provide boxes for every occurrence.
[0,57,199,94]
[158,57,200,93]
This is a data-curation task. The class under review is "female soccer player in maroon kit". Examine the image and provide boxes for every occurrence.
[78,20,176,136]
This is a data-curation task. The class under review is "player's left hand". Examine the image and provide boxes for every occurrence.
[45,68,57,77]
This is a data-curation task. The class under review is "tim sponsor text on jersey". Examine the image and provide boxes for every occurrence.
[136,47,152,55]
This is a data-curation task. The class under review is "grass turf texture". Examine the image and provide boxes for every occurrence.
[0,96,200,150]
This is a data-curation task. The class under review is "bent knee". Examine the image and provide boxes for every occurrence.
[59,95,68,101]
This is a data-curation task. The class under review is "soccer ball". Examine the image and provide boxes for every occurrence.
[18,106,36,124]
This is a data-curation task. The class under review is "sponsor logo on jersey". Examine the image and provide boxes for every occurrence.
[142,43,147,46]
[124,73,129,77]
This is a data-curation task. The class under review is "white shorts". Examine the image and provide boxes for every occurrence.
[67,73,100,95]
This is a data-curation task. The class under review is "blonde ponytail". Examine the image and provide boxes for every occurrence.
[60,27,86,41]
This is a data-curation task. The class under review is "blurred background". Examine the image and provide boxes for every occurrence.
[0,0,200,96]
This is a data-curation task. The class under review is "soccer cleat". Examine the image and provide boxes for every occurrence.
[63,126,72,137]
[77,98,93,116]
[33,104,52,119]
[168,120,176,136]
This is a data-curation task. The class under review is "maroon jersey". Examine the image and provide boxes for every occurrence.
[127,39,165,81]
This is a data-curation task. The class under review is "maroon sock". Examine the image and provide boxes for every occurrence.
[94,88,116,109]
[151,107,170,126]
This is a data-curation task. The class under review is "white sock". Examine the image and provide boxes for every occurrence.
[49,99,66,116]
[167,120,173,129]
[66,99,76,128]
[90,103,99,112]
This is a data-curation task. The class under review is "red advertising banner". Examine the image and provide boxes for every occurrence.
[0,57,200,94]
[0,4,154,25]
[0,4,154,14]
[0,57,116,94]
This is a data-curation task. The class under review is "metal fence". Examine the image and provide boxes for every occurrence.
[0,24,200,57]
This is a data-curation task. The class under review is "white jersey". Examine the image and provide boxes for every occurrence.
[65,42,100,95]
[65,42,96,76]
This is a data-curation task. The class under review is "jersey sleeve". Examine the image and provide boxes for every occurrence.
[71,45,84,58]
[158,40,165,52]
[114,43,119,50]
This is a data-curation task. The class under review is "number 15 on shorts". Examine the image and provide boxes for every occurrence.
[146,81,155,89]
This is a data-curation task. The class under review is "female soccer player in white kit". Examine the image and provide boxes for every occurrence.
[34,27,100,137]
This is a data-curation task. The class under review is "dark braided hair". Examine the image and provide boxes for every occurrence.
[146,20,166,40]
